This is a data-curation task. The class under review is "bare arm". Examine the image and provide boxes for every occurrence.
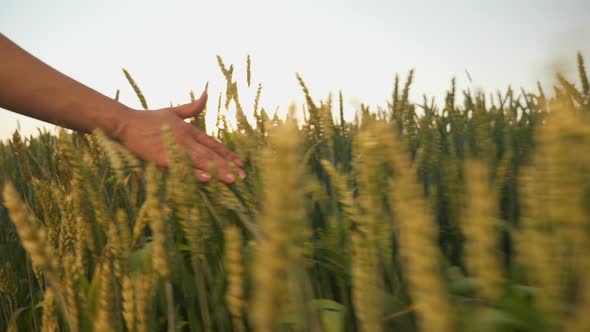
[0,33,129,137]
[0,33,244,183]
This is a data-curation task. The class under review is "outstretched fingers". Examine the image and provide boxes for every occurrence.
[189,126,244,168]
[185,140,236,184]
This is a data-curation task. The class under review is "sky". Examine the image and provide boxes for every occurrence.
[1,0,589,139]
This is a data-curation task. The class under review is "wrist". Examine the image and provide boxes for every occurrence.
[99,103,137,142]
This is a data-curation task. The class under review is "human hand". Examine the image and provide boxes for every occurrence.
[113,91,245,184]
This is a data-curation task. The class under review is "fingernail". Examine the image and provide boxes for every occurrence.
[198,171,211,182]
[238,169,247,180]
[224,173,235,183]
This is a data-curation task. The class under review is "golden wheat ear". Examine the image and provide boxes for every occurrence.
[122,68,148,110]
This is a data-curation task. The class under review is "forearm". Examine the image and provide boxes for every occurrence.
[0,34,131,139]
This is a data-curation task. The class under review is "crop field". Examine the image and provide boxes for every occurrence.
[0,54,589,332]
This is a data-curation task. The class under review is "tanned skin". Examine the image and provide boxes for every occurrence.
[0,33,245,183]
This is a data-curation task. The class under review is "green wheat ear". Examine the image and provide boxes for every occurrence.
[578,53,589,96]
[296,73,318,111]
[556,73,584,105]
[122,68,148,110]
[400,69,415,111]
[338,90,345,129]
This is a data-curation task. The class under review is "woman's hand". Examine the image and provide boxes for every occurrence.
[0,34,244,183]
[115,91,245,184]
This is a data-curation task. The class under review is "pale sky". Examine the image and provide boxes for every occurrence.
[1,0,589,139]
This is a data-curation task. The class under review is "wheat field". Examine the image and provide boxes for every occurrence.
[1,54,589,332]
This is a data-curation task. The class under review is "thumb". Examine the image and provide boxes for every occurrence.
[171,90,208,119]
